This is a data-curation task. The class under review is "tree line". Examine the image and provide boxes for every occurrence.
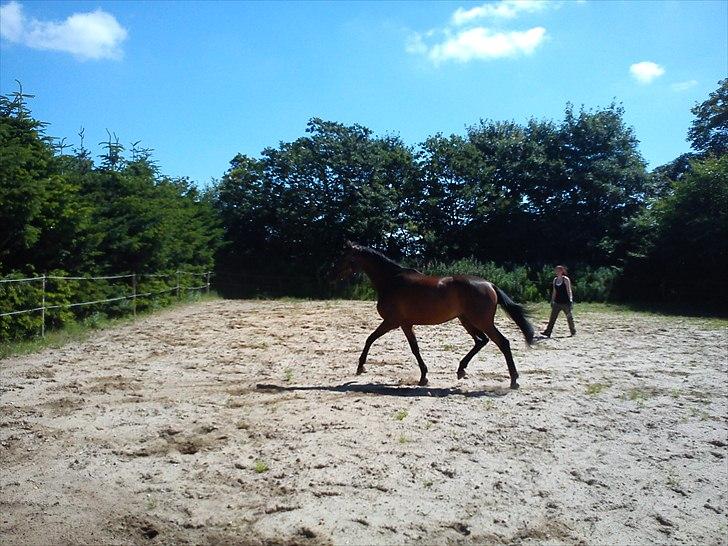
[1,80,726,340]
[213,80,726,306]
[0,86,221,340]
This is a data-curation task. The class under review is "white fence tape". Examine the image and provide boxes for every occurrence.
[44,295,132,310]
[0,271,212,336]
[46,274,135,281]
[0,306,46,317]
[0,276,44,284]
[186,284,208,291]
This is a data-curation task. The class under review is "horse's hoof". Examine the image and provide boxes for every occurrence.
[418,378,429,387]
[356,367,366,375]
[457,369,467,380]
[510,381,520,390]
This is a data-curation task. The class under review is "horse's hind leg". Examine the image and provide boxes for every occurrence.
[358,320,397,375]
[479,324,519,389]
[401,325,429,386]
[457,318,489,379]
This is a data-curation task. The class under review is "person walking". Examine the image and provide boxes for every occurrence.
[541,265,576,337]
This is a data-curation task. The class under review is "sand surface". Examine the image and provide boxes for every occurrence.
[1,299,727,545]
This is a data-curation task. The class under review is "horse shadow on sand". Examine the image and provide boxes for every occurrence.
[255,381,510,399]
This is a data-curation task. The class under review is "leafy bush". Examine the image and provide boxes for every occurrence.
[424,259,540,302]
[571,266,622,302]
[345,277,377,300]
[0,87,220,342]
[0,274,44,341]
[341,259,621,303]
[0,269,211,342]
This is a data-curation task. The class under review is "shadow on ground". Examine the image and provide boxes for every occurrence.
[255,381,510,398]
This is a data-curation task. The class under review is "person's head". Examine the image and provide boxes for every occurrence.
[554,265,567,276]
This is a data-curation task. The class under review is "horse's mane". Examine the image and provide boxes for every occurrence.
[352,244,401,267]
[352,244,420,274]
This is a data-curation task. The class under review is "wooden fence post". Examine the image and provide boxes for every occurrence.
[132,273,137,316]
[41,274,46,338]
[206,272,211,295]
[176,270,181,300]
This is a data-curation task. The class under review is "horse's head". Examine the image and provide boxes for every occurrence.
[333,240,361,280]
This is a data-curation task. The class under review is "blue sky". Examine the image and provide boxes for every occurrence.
[1,0,726,186]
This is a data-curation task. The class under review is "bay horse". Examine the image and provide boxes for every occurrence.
[337,242,534,389]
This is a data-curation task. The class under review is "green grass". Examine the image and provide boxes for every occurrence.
[398,434,410,444]
[666,471,680,488]
[586,382,611,395]
[1,319,94,360]
[393,409,408,421]
[145,495,157,510]
[525,301,728,326]
[621,301,728,322]
[688,407,712,421]
[253,460,269,473]
[283,368,293,382]
[0,293,220,360]
[625,388,651,402]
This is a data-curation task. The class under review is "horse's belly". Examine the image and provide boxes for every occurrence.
[410,312,459,325]
[378,278,470,325]
[398,297,461,325]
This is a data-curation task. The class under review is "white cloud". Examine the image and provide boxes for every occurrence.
[0,1,127,60]
[0,1,23,41]
[629,61,665,84]
[452,0,549,25]
[409,0,551,65]
[428,26,546,64]
[405,33,428,56]
[670,79,698,92]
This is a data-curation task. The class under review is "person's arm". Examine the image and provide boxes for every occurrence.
[565,276,573,303]
[550,279,556,303]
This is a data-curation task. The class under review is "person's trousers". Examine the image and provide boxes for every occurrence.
[543,303,576,335]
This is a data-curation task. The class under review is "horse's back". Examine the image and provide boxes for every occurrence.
[379,272,496,325]
[447,275,498,307]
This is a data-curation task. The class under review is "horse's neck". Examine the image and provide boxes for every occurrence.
[358,253,402,293]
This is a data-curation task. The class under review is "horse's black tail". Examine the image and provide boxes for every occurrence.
[493,285,535,346]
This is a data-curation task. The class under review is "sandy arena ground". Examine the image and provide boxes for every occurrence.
[1,299,727,545]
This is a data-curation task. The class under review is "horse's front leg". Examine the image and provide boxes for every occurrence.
[357,321,396,375]
[401,325,429,386]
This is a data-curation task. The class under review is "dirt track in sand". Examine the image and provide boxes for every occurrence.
[1,299,727,545]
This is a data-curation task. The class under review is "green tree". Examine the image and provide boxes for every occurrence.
[0,88,94,274]
[555,103,649,263]
[215,118,415,276]
[688,78,727,157]
[622,81,728,305]
[465,118,561,263]
[414,133,482,259]
[623,155,727,303]
[84,156,220,274]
